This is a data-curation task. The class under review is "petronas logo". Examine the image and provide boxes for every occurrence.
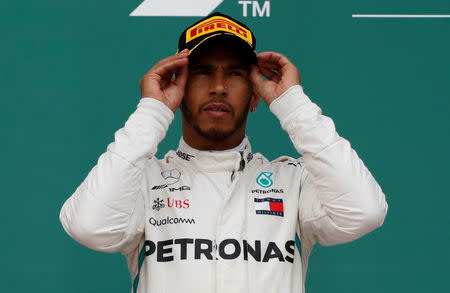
[256,172,273,188]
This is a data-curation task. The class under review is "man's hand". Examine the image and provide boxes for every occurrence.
[250,52,301,106]
[139,49,189,113]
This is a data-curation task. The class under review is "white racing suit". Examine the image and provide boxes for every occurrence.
[60,85,388,293]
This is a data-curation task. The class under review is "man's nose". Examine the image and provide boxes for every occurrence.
[210,72,227,96]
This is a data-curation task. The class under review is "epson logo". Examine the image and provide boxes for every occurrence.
[143,238,295,263]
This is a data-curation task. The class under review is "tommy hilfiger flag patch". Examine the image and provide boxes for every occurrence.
[254,197,284,217]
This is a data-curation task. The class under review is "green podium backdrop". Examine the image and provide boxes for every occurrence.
[1,1,449,292]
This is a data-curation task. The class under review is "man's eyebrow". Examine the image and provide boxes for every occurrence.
[189,64,214,70]
[228,64,250,70]
[189,63,250,70]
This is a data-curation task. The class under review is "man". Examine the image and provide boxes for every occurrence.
[60,12,387,293]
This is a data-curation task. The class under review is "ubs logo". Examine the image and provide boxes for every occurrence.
[152,197,165,211]
[152,197,190,211]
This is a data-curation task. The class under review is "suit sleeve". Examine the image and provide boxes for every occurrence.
[59,98,174,253]
[270,85,388,246]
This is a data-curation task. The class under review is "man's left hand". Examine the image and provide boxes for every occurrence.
[250,52,301,106]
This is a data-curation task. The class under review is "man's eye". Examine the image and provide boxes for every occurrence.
[230,71,243,76]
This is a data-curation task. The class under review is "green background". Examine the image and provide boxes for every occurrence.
[1,0,449,292]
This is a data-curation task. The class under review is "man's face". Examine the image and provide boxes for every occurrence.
[181,44,254,142]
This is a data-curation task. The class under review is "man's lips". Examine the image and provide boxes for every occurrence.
[203,103,232,117]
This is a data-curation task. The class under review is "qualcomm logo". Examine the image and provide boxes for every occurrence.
[256,172,273,188]
[130,0,224,17]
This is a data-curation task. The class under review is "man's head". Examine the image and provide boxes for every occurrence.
[177,12,257,64]
[178,13,259,150]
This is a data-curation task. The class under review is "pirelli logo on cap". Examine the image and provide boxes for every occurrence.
[186,16,252,45]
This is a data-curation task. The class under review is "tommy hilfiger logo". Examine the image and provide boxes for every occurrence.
[254,197,284,217]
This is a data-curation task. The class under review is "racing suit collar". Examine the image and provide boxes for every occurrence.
[175,136,253,172]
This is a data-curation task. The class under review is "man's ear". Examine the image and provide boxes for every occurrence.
[250,94,260,112]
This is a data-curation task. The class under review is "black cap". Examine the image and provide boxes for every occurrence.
[177,12,257,63]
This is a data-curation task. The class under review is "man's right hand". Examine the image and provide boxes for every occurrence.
[139,49,189,113]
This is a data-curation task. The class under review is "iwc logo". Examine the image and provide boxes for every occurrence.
[256,172,273,188]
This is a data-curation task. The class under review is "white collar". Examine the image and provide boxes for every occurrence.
[172,136,253,172]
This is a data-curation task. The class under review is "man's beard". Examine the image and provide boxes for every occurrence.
[181,97,251,142]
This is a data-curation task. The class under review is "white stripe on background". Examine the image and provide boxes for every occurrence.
[353,14,450,18]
